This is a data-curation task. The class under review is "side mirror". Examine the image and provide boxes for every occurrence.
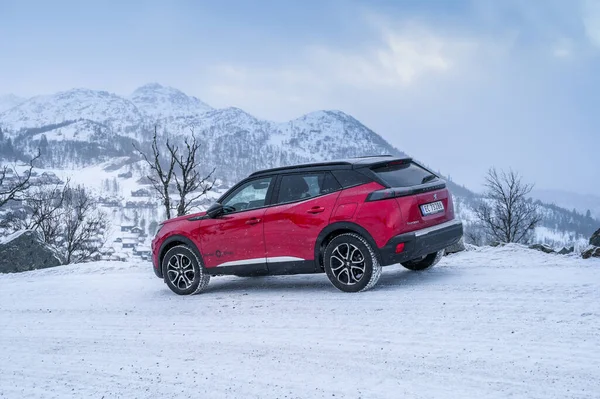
[206,202,224,218]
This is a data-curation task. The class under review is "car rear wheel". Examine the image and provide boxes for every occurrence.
[324,233,382,293]
[401,250,444,271]
[162,245,210,295]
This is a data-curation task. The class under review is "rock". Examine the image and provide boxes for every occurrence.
[558,246,575,255]
[528,243,555,254]
[445,237,466,255]
[582,246,600,259]
[0,230,64,273]
[590,228,600,247]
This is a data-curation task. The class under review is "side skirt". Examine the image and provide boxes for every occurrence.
[205,260,320,277]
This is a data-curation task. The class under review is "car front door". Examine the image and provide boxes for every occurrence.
[200,176,274,273]
[263,171,342,273]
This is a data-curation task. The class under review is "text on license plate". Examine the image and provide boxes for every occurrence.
[420,201,444,216]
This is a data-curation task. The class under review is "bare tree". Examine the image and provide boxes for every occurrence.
[60,185,108,264]
[167,131,215,217]
[475,168,541,244]
[135,127,215,219]
[133,127,177,219]
[0,151,40,209]
[11,182,68,243]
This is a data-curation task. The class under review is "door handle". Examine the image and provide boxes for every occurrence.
[307,206,325,214]
[246,218,261,225]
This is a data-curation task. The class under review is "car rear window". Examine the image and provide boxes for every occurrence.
[331,170,372,188]
[371,162,436,187]
[276,172,341,204]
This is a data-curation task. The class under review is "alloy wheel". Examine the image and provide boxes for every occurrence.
[166,253,195,290]
[329,243,366,285]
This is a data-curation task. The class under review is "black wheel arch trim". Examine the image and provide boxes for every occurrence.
[157,235,204,279]
[314,222,381,270]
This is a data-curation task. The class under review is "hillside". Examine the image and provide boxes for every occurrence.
[0,84,597,261]
[1,245,598,398]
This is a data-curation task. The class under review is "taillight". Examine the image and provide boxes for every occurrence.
[395,243,405,253]
[365,183,446,202]
[365,188,396,201]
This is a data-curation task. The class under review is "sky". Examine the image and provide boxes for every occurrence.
[0,0,599,196]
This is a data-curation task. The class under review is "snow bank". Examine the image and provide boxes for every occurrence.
[0,246,598,398]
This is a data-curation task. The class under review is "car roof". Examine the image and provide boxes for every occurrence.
[248,155,412,177]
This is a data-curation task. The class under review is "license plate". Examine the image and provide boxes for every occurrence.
[420,201,444,216]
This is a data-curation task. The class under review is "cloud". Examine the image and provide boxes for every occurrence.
[583,0,600,47]
[203,20,497,119]
[552,37,573,58]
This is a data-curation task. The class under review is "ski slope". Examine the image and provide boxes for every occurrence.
[0,245,599,399]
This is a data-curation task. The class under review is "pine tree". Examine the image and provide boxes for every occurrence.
[39,134,49,156]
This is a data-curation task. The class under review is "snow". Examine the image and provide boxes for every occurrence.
[130,83,213,119]
[0,94,26,113]
[0,229,28,245]
[30,120,98,142]
[1,245,599,398]
[0,89,143,133]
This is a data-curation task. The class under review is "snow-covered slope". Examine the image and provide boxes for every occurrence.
[532,188,600,220]
[1,245,598,398]
[0,94,26,113]
[130,83,212,121]
[0,89,143,133]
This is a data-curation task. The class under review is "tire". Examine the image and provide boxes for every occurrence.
[323,233,382,293]
[162,245,210,295]
[401,250,444,271]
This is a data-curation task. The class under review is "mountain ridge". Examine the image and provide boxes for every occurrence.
[0,83,597,248]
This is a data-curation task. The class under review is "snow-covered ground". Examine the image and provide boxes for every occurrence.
[0,245,599,399]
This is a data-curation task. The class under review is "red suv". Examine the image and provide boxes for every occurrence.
[151,156,463,294]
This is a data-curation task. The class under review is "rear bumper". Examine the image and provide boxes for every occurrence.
[379,219,463,266]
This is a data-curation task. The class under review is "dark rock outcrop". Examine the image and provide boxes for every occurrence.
[582,246,600,259]
[558,246,575,255]
[590,228,600,247]
[529,243,555,254]
[0,230,64,273]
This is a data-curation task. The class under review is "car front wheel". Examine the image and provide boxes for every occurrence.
[162,245,210,295]
[324,233,382,293]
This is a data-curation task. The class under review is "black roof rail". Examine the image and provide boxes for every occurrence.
[249,161,353,176]
[349,154,393,158]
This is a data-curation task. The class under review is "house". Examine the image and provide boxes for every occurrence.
[122,237,137,248]
[131,188,151,197]
[120,224,135,232]
[118,171,132,179]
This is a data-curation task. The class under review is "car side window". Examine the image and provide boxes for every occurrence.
[276,172,341,204]
[221,177,273,213]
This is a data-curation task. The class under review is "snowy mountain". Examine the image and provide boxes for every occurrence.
[0,83,597,255]
[0,88,143,134]
[130,83,212,120]
[0,94,26,113]
[531,188,600,220]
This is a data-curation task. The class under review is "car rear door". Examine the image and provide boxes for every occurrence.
[262,171,342,273]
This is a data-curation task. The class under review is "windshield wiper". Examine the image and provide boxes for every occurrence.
[421,174,437,184]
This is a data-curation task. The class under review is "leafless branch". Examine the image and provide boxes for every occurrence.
[475,167,542,244]
[133,126,176,219]
[0,150,41,209]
